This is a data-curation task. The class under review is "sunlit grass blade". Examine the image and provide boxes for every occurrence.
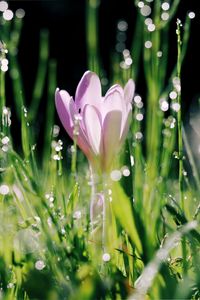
[43,59,57,174]
[112,182,142,255]
[29,30,49,122]
[131,221,198,300]
[86,0,100,73]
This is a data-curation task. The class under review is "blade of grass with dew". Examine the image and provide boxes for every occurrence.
[8,15,24,119]
[86,0,101,73]
[130,221,198,300]
[29,30,49,122]
[43,59,57,175]
[182,126,200,192]
[111,181,142,255]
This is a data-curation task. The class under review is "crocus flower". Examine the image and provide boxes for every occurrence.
[55,71,135,173]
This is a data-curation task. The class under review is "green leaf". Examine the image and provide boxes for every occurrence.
[111,182,142,255]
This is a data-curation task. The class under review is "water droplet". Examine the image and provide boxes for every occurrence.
[3,9,13,21]
[147,24,156,32]
[145,18,152,26]
[138,1,144,8]
[136,113,143,121]
[49,203,54,208]
[117,20,128,31]
[0,1,8,12]
[110,170,122,181]
[120,61,129,69]
[172,77,181,92]
[136,102,143,109]
[134,95,142,104]
[0,184,9,195]
[73,210,82,219]
[125,57,132,66]
[102,253,111,262]
[7,283,14,289]
[161,2,170,11]
[34,216,41,223]
[157,51,163,57]
[171,102,180,112]
[135,132,143,140]
[188,11,195,19]
[169,91,177,100]
[162,128,171,137]
[116,42,126,53]
[161,12,169,21]
[15,8,25,18]
[141,5,151,16]
[74,113,82,123]
[101,77,108,86]
[53,125,60,137]
[61,228,66,234]
[70,145,76,153]
[1,64,8,72]
[52,154,60,161]
[159,98,169,111]
[130,155,134,166]
[1,136,9,144]
[108,189,112,195]
[145,40,152,48]
[49,196,54,203]
[35,260,45,270]
[1,58,8,65]
[123,49,130,57]
[2,145,8,152]
[55,145,62,152]
[121,167,130,177]
[183,170,187,176]
[47,217,52,227]
[73,129,79,136]
[117,31,126,42]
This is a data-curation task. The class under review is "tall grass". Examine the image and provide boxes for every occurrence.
[0,1,199,299]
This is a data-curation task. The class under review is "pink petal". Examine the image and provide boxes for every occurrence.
[105,84,124,98]
[75,71,102,112]
[103,111,122,171]
[55,89,76,138]
[103,89,125,120]
[124,79,135,104]
[83,105,102,156]
[119,109,132,146]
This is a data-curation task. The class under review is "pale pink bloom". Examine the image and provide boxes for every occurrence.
[55,71,135,172]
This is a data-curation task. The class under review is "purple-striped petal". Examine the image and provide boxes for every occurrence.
[124,79,135,104]
[75,71,102,112]
[102,110,122,171]
[105,84,124,99]
[55,89,76,138]
[119,109,132,146]
[103,89,125,120]
[83,105,102,155]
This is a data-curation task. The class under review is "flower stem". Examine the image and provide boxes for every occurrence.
[177,20,183,210]
[176,19,187,274]
[0,71,6,125]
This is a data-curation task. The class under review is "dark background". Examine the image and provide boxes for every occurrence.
[8,0,200,116]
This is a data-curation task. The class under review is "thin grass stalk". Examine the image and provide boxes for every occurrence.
[29,30,49,121]
[86,0,100,73]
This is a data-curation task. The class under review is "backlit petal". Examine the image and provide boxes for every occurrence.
[124,79,135,104]
[103,110,122,171]
[103,89,124,120]
[55,89,76,138]
[75,71,102,112]
[83,105,102,155]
